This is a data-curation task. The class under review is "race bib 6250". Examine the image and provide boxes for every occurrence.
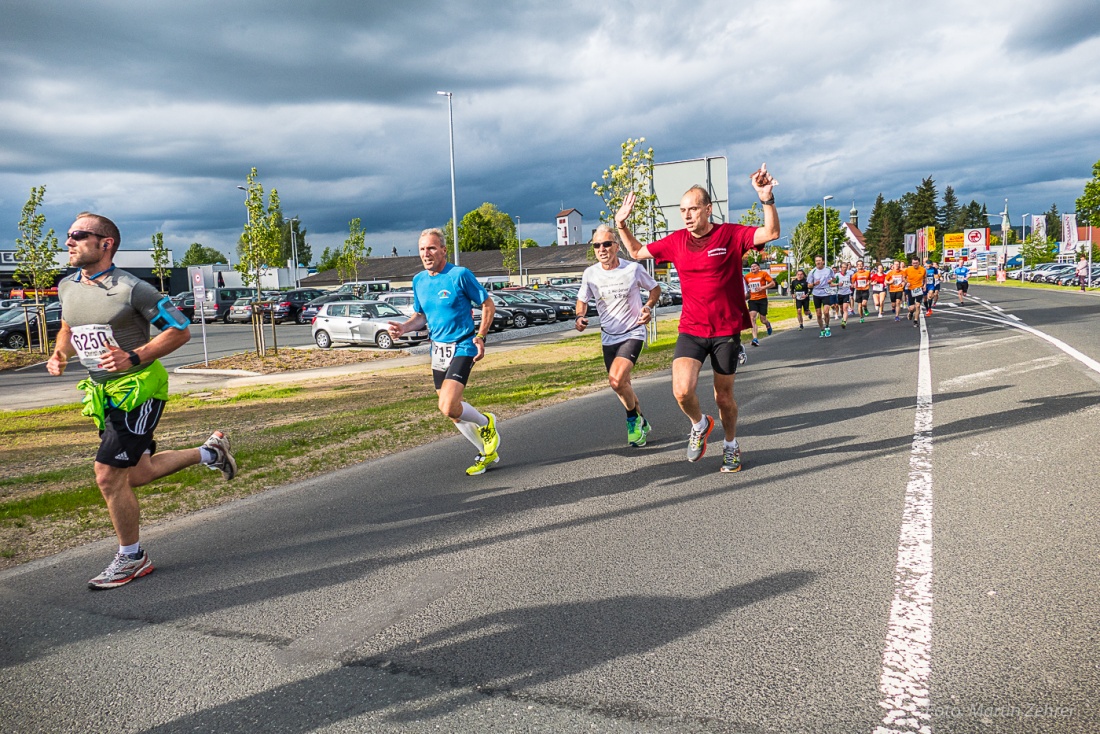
[70,324,120,369]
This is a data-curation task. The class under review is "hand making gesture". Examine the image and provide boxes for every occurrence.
[750,163,777,203]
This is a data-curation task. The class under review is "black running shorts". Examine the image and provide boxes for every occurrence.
[907,291,925,306]
[602,338,644,372]
[673,333,741,375]
[890,291,903,303]
[433,355,476,390]
[837,293,851,305]
[956,281,969,292]
[96,398,165,468]
[748,298,768,316]
[794,297,811,314]
[813,294,831,310]
[855,289,870,302]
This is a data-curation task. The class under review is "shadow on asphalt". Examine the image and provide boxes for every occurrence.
[133,571,817,733]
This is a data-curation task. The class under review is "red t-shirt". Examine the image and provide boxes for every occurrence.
[648,223,760,337]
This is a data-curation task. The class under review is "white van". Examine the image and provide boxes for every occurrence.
[476,276,512,291]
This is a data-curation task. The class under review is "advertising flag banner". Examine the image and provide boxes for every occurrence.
[927,226,937,252]
[905,233,916,254]
[964,228,988,250]
[1063,213,1078,245]
[1032,214,1046,242]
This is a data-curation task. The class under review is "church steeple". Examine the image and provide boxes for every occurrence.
[849,201,859,228]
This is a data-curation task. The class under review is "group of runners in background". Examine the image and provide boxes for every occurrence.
[778,256,973,337]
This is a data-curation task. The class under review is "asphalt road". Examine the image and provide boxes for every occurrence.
[1,285,1098,733]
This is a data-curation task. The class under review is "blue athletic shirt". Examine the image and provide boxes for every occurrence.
[412,262,489,357]
[926,266,940,288]
[953,265,969,281]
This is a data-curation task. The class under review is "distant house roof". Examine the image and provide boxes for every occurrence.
[556,209,582,218]
[841,222,866,258]
[300,243,602,287]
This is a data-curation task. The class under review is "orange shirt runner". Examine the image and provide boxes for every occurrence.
[743,271,775,301]
[887,270,907,292]
[903,266,927,291]
[853,269,871,290]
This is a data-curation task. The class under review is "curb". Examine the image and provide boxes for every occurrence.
[174,367,264,376]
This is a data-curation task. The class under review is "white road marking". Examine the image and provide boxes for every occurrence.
[875,312,934,734]
[938,355,1064,390]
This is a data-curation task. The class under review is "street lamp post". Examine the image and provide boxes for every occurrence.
[289,216,300,288]
[516,216,523,286]
[823,195,834,265]
[437,91,460,267]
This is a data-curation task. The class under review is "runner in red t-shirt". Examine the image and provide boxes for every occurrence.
[614,164,780,473]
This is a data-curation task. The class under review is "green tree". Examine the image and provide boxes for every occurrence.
[798,204,847,265]
[501,233,518,276]
[281,217,312,267]
[591,136,667,243]
[739,202,764,228]
[1076,158,1100,228]
[13,186,62,351]
[235,168,284,288]
[788,220,816,270]
[1021,232,1057,267]
[903,176,939,232]
[338,218,370,283]
[940,186,961,232]
[150,231,171,293]
[176,243,228,266]
[1042,204,1060,241]
[316,246,341,273]
[444,203,516,254]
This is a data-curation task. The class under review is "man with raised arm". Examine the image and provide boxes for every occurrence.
[614,165,779,473]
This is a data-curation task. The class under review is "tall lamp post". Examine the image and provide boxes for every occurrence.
[289,216,300,288]
[516,215,523,286]
[823,195,834,265]
[437,91,460,266]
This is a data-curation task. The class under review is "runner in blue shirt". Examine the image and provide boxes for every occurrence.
[387,228,502,476]
[953,262,970,304]
[924,259,941,314]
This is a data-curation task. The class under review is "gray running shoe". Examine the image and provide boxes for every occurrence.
[738,343,748,366]
[720,445,742,473]
[203,431,237,481]
[686,416,715,462]
[88,551,154,590]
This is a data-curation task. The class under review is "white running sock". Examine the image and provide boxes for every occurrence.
[455,420,485,450]
[459,402,488,427]
[119,541,141,556]
[693,416,710,432]
[724,439,739,450]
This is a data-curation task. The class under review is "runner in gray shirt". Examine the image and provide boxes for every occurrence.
[48,212,238,590]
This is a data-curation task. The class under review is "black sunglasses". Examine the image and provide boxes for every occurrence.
[67,230,110,241]
[592,241,616,248]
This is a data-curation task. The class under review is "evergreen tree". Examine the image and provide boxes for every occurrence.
[863,194,888,258]
[1043,204,1060,239]
[940,186,960,232]
[903,177,939,232]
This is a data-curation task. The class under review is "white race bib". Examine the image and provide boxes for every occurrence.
[431,342,456,371]
[70,324,120,369]
[748,281,761,293]
[910,287,924,297]
[795,292,807,301]
[873,284,884,292]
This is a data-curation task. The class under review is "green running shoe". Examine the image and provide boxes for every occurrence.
[478,413,500,456]
[627,416,651,447]
[465,451,499,476]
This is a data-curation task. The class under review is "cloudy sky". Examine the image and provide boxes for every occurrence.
[1,0,1098,261]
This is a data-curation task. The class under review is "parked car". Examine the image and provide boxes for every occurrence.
[311,300,427,349]
[505,289,576,320]
[204,287,257,323]
[473,306,515,333]
[299,293,358,322]
[376,292,418,317]
[271,288,328,324]
[334,280,391,298]
[225,297,264,324]
[170,293,216,322]
[658,282,683,306]
[1034,265,1076,284]
[0,304,62,349]
[487,292,556,328]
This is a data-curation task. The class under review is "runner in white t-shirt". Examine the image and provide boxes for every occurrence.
[576,224,662,447]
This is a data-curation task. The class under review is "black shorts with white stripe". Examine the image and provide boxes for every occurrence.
[95,398,166,468]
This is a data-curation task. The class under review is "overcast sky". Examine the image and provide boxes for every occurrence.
[1,0,1098,261]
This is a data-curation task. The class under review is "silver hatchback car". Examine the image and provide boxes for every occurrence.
[311,300,428,349]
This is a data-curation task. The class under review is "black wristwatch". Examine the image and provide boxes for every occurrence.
[127,350,141,366]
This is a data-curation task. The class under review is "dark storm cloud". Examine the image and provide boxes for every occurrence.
[0,0,1097,259]
[1005,0,1100,53]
